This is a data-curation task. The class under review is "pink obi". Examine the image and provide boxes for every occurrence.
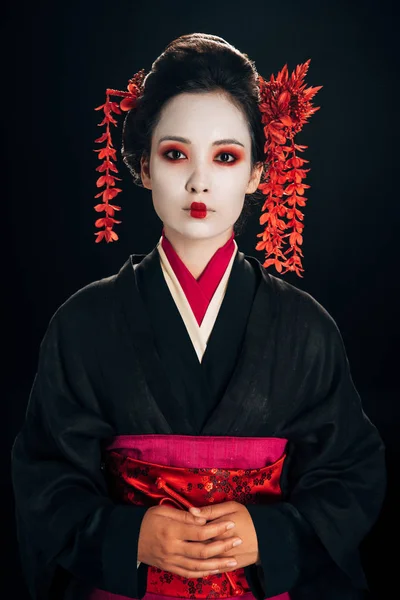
[88,435,290,600]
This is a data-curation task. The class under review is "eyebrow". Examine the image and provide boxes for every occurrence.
[158,135,245,148]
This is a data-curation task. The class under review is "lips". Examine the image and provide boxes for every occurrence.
[190,202,207,211]
[188,201,208,219]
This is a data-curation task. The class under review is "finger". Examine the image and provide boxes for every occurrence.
[180,536,243,560]
[190,501,236,521]
[155,505,206,525]
[207,528,234,541]
[195,515,233,528]
[180,509,207,525]
[165,550,239,579]
[195,516,207,524]
[185,508,206,525]
[182,520,236,542]
[164,563,237,580]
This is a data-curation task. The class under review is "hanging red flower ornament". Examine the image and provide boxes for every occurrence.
[93,69,146,242]
[255,59,322,277]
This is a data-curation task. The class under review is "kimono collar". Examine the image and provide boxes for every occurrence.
[160,229,237,326]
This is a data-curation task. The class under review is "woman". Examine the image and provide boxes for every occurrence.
[11,33,386,600]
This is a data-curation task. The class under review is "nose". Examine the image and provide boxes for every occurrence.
[185,165,210,194]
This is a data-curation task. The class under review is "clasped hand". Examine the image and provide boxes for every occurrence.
[189,501,260,567]
[137,500,259,579]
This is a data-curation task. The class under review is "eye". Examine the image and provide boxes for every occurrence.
[163,149,238,163]
[215,152,237,163]
[164,149,186,160]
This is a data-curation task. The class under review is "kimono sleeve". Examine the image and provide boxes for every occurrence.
[11,293,148,600]
[245,294,386,599]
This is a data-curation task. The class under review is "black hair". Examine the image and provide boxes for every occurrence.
[121,32,266,234]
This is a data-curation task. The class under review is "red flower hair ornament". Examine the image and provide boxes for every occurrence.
[94,61,322,277]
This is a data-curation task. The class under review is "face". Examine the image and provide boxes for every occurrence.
[140,91,263,244]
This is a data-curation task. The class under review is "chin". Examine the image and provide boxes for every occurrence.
[166,223,219,240]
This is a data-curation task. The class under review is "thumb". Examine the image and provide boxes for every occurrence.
[189,502,236,521]
[155,504,206,524]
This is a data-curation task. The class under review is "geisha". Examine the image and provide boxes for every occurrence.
[11,32,386,600]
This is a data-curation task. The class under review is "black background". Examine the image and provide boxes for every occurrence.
[3,1,398,598]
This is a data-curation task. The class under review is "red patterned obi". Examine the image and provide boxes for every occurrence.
[90,435,290,600]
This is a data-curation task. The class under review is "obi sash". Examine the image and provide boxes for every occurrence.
[88,435,291,600]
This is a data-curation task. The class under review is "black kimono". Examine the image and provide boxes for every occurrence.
[11,244,386,600]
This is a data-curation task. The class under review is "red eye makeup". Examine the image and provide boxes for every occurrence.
[215,147,244,164]
[159,144,245,165]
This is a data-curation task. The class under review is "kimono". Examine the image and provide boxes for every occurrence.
[11,232,386,600]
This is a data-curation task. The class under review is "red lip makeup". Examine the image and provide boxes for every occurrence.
[190,202,207,219]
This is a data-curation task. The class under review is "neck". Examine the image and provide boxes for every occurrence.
[162,227,234,279]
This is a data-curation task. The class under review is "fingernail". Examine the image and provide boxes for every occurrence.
[226,522,235,530]
[232,539,243,547]
[226,561,238,567]
[190,507,201,515]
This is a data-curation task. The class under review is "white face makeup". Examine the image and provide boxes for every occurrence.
[140,91,262,246]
